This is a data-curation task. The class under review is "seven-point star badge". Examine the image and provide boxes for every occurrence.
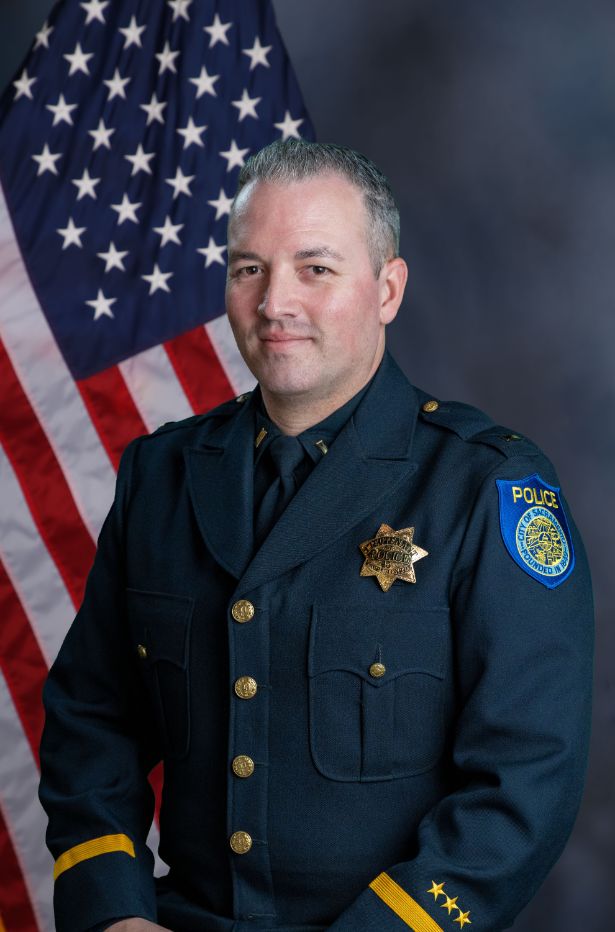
[359,524,428,591]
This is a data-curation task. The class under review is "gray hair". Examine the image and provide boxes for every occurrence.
[230,138,400,276]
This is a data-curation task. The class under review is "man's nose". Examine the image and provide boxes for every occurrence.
[257,269,299,318]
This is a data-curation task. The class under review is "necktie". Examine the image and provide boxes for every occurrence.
[255,434,305,548]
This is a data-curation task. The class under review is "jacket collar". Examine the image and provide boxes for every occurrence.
[184,350,419,589]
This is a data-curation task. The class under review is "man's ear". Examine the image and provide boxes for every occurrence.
[378,257,408,325]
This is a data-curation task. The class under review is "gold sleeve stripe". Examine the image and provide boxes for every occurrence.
[369,872,444,932]
[53,833,135,881]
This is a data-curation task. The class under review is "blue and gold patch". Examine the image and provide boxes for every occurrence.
[496,474,575,588]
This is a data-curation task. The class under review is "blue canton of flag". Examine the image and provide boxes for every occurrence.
[0,0,314,381]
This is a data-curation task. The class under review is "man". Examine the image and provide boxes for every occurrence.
[40,139,593,932]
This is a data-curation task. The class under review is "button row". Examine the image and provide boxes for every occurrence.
[230,599,257,858]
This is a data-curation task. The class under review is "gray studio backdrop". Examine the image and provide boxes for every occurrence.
[1,1,612,930]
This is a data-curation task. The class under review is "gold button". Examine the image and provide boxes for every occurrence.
[137,644,148,660]
[234,676,258,699]
[231,600,255,623]
[369,662,386,678]
[232,755,255,778]
[229,830,252,854]
[422,399,439,413]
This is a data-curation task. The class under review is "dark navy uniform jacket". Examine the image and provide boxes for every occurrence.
[39,350,594,932]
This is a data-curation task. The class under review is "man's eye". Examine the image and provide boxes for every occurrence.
[237,265,260,276]
[309,265,329,275]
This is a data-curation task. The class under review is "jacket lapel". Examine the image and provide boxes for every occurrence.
[238,351,420,593]
[184,394,256,580]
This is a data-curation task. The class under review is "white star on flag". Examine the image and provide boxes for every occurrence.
[88,118,114,150]
[232,89,261,122]
[140,92,167,125]
[189,66,219,98]
[153,216,184,247]
[197,237,227,267]
[104,68,130,101]
[165,167,195,199]
[119,16,146,49]
[32,143,62,176]
[80,0,109,25]
[63,42,94,76]
[274,110,304,140]
[242,37,272,70]
[13,70,37,100]
[97,241,128,271]
[207,188,234,220]
[46,94,78,127]
[111,194,141,224]
[86,289,116,320]
[219,140,249,171]
[167,0,192,22]
[142,263,173,294]
[156,41,179,75]
[72,168,101,200]
[177,117,207,150]
[125,144,155,176]
[57,217,86,249]
[34,20,53,49]
[204,13,232,47]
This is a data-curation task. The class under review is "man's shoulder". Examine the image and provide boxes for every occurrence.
[414,390,542,461]
[142,391,253,444]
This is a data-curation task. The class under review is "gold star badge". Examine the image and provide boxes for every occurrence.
[426,880,446,901]
[454,910,472,927]
[360,524,428,592]
[441,896,459,915]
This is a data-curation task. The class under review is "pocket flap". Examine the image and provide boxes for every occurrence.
[126,588,194,668]
[308,603,446,684]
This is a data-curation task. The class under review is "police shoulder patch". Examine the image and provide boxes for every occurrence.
[496,473,575,588]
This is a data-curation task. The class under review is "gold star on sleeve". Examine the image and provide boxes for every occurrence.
[426,880,446,900]
[441,895,459,914]
[454,909,472,927]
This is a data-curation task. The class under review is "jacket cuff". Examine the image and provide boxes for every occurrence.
[52,835,156,932]
[328,872,471,931]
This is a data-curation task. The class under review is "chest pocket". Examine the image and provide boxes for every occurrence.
[308,604,448,781]
[127,588,194,760]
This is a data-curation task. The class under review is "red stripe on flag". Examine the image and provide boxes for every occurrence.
[164,326,234,414]
[0,804,39,932]
[0,562,48,766]
[0,340,95,608]
[78,367,148,471]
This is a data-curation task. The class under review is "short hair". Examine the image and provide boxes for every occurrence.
[230,138,400,276]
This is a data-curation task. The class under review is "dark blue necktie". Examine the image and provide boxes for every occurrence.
[255,434,305,548]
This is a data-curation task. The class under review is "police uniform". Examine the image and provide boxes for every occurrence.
[39,350,593,932]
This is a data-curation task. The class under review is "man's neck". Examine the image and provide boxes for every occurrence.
[260,352,384,437]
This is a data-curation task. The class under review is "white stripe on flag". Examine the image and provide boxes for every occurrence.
[118,343,194,434]
[0,187,115,540]
[0,444,76,666]
[147,818,167,879]
[0,670,54,932]
[205,315,256,396]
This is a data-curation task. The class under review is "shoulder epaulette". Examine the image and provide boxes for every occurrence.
[418,397,540,458]
[150,391,253,437]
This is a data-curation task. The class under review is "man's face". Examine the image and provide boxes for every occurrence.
[225,173,404,406]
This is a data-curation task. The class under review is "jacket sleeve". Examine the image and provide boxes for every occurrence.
[328,453,594,932]
[39,438,159,932]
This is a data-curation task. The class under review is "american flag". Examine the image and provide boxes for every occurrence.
[0,0,314,927]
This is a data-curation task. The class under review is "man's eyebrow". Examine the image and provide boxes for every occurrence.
[294,246,345,262]
[227,250,262,263]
